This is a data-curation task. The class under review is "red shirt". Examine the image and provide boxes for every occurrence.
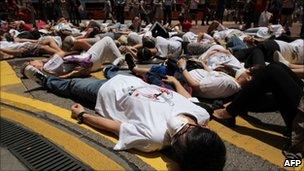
[182,20,192,32]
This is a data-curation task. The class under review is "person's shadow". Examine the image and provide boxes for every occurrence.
[231,114,289,149]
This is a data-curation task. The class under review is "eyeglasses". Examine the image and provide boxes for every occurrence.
[171,123,201,146]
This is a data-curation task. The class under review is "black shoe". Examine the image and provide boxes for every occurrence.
[125,53,136,71]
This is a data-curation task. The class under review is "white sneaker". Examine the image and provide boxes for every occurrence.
[23,65,46,85]
[112,56,125,67]
[273,51,290,66]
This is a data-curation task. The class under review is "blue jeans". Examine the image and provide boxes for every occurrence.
[43,76,107,103]
[226,35,248,52]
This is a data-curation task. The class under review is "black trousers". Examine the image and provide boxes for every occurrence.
[227,62,304,130]
[233,40,280,68]
[116,5,125,24]
[163,5,172,25]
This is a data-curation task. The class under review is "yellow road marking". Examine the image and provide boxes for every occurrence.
[209,119,286,167]
[0,61,22,87]
[0,107,123,170]
[90,71,106,80]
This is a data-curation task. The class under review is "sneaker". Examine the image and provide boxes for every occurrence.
[112,56,125,67]
[273,51,290,66]
[125,53,136,71]
[103,65,119,79]
[23,65,46,85]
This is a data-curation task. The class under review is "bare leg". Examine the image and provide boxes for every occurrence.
[40,45,61,55]
[73,40,92,51]
[40,38,63,53]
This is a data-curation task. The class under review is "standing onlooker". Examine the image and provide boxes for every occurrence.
[300,1,304,38]
[115,0,126,24]
[54,0,63,21]
[189,0,199,25]
[128,0,139,19]
[139,0,149,24]
[103,0,115,23]
[281,0,295,35]
[163,0,173,25]
[268,0,283,24]
[61,0,70,19]
[244,0,255,29]
[235,0,244,24]
[69,0,81,26]
[200,0,209,25]
[25,0,36,26]
[153,0,163,23]
[41,0,53,23]
[145,4,153,24]
[254,0,267,27]
[216,0,226,23]
[0,1,9,21]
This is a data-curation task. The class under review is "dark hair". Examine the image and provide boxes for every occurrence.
[207,21,220,35]
[214,65,237,77]
[137,47,153,62]
[88,27,100,38]
[173,127,226,170]
[178,15,185,22]
[248,65,265,77]
[142,36,155,48]
[4,33,13,42]
[17,29,41,40]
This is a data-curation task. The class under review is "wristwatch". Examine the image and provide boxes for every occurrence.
[77,111,86,124]
[179,66,186,71]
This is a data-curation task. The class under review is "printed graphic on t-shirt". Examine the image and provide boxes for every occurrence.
[128,86,175,106]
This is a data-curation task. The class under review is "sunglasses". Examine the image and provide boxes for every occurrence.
[171,123,201,146]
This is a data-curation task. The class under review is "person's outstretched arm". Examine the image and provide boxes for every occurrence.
[0,48,26,56]
[71,104,121,135]
[163,76,192,99]
[177,58,200,88]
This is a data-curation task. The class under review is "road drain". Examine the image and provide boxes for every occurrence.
[0,118,92,171]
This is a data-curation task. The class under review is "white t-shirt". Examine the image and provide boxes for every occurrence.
[213,29,244,41]
[95,75,210,152]
[0,41,30,49]
[53,23,80,35]
[189,69,241,99]
[199,33,215,45]
[245,25,284,38]
[198,45,244,71]
[155,36,182,58]
[182,32,198,43]
[275,39,304,64]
